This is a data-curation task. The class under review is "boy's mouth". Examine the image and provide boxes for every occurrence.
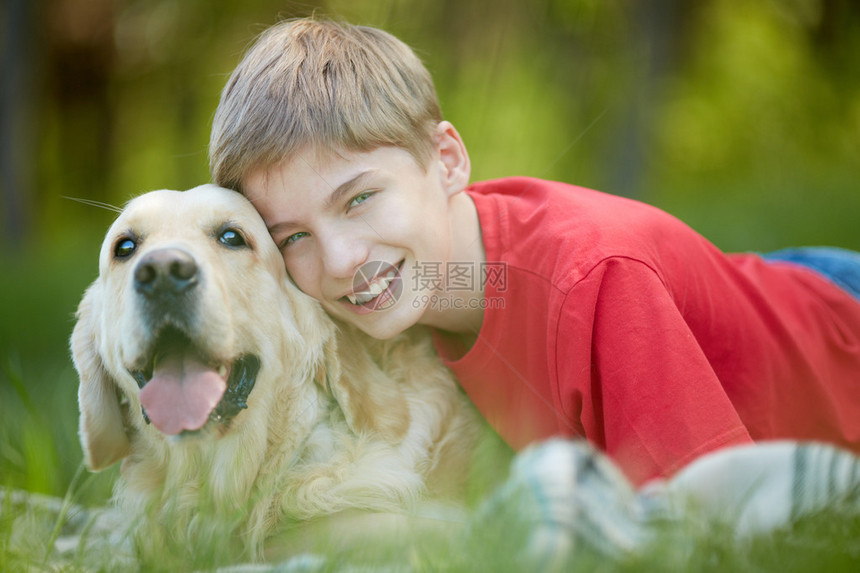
[345,260,403,310]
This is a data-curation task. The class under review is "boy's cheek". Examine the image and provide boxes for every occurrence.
[281,262,321,300]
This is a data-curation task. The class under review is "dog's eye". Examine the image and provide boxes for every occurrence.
[114,238,137,259]
[218,228,247,248]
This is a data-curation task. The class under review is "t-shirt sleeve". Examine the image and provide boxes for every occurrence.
[553,257,753,484]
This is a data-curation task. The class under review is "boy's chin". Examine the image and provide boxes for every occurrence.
[338,300,423,340]
[349,318,410,340]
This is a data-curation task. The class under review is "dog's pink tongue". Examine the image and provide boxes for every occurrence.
[139,353,227,435]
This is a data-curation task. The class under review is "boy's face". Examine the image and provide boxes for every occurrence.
[243,141,463,339]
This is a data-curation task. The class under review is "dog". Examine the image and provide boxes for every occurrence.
[70,184,498,566]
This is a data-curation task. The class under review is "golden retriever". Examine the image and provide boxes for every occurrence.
[70,184,493,566]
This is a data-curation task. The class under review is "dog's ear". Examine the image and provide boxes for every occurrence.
[319,326,411,444]
[70,282,130,471]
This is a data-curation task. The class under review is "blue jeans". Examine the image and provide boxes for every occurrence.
[763,246,860,301]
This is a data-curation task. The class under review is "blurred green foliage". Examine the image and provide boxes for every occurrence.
[0,0,858,500]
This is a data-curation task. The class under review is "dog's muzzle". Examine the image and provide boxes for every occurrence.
[128,247,261,436]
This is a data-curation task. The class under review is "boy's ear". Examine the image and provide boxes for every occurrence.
[434,121,471,196]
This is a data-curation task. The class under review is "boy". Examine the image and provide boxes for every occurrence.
[209,18,860,485]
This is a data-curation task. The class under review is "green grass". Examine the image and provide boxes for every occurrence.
[1,238,117,509]
[4,477,860,572]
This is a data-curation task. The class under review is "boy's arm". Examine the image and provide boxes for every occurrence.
[553,257,753,485]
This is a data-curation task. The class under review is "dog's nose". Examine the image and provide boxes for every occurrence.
[134,248,198,297]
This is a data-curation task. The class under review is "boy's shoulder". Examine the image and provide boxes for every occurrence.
[465,176,679,241]
[466,176,661,217]
[465,176,709,284]
[467,176,580,202]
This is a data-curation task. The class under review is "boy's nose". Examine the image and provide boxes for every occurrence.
[320,231,369,279]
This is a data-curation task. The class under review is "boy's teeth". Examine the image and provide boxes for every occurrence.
[348,275,394,305]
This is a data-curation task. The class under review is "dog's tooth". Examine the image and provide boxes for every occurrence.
[368,282,383,296]
[347,294,358,305]
[218,364,228,377]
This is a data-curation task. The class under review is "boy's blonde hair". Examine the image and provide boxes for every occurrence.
[209,18,442,191]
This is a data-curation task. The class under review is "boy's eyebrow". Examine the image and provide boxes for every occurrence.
[323,169,379,210]
[265,169,379,236]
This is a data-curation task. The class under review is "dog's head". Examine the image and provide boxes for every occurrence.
[71,185,333,470]
[72,185,411,473]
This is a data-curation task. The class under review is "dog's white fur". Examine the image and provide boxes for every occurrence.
[70,185,487,563]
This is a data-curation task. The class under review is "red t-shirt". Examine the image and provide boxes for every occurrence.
[433,177,860,485]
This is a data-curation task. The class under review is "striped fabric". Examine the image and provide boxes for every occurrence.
[469,439,860,569]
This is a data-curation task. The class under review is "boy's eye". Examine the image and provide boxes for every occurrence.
[348,191,374,208]
[280,231,309,249]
